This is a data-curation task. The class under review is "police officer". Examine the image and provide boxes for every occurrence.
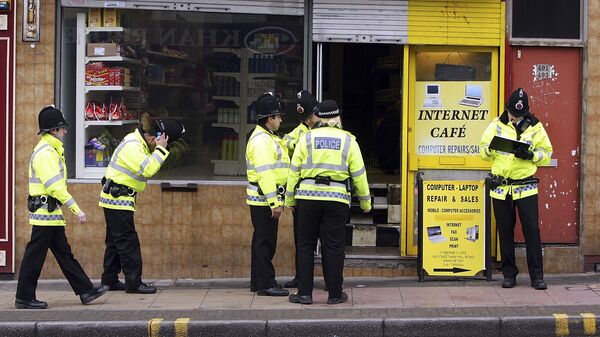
[480,88,553,290]
[281,90,320,289]
[286,100,371,305]
[16,106,109,309]
[246,93,290,297]
[99,114,185,294]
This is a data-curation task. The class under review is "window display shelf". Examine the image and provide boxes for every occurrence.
[84,120,139,128]
[212,123,240,133]
[76,13,144,178]
[214,72,275,79]
[144,50,191,61]
[83,166,107,179]
[85,56,140,64]
[213,72,239,78]
[85,26,128,34]
[249,72,276,78]
[210,48,241,56]
[85,86,140,93]
[146,81,193,89]
[212,96,240,105]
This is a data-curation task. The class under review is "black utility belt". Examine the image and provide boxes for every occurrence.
[248,181,285,196]
[488,174,539,189]
[101,177,136,198]
[300,175,353,192]
[28,195,62,213]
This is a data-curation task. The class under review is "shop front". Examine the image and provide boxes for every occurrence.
[9,0,587,279]
[312,0,504,261]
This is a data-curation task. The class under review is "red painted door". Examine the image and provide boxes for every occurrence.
[0,6,14,273]
[508,47,581,244]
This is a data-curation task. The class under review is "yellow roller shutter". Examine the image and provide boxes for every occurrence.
[408,0,504,46]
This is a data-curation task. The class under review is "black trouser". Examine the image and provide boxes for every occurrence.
[292,212,299,281]
[101,208,143,290]
[250,206,280,291]
[296,199,349,299]
[493,193,543,281]
[17,226,93,300]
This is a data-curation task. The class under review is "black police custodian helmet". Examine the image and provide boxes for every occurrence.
[506,87,529,117]
[38,106,69,135]
[296,90,319,115]
[315,100,340,118]
[155,119,185,144]
[255,93,283,120]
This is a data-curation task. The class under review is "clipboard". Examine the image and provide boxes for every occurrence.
[489,136,530,154]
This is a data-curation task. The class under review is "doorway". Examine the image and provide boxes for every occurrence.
[316,42,404,258]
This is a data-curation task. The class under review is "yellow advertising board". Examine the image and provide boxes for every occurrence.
[421,180,487,277]
[414,82,492,157]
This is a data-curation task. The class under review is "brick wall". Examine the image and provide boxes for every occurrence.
[583,1,600,257]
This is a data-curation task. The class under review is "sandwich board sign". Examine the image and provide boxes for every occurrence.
[417,174,491,281]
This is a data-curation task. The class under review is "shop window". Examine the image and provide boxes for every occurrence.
[413,50,493,160]
[60,8,304,180]
[511,0,581,40]
[415,52,491,82]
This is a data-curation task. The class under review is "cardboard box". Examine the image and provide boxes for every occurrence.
[85,148,110,167]
[85,66,110,86]
[88,8,102,28]
[87,43,119,57]
[102,8,119,27]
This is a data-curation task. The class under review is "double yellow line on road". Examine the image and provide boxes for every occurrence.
[148,317,190,337]
[554,313,597,336]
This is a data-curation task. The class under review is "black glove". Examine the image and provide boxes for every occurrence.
[514,148,534,160]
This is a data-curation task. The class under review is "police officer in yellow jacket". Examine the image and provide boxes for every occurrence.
[480,88,553,290]
[246,93,290,297]
[16,106,109,309]
[99,115,184,294]
[281,90,320,289]
[286,100,371,305]
[282,90,320,157]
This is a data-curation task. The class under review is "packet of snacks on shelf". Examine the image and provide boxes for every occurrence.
[85,101,108,120]
[109,97,131,121]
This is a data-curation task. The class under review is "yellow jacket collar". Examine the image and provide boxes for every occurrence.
[41,133,64,156]
[134,128,150,153]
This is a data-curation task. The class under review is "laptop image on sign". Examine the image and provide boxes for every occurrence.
[423,84,442,108]
[459,84,483,107]
[427,226,448,243]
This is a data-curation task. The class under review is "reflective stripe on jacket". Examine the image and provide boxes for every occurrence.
[285,126,372,211]
[29,134,81,226]
[246,125,290,208]
[282,122,309,156]
[479,111,553,200]
[99,128,169,211]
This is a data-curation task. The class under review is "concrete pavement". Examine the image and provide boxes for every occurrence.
[1,273,600,336]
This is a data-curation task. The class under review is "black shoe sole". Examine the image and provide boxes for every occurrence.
[81,287,109,304]
[125,289,157,294]
[289,296,312,304]
[15,303,47,309]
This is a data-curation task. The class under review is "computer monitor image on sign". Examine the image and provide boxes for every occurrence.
[426,226,448,243]
[423,83,442,108]
[466,225,479,241]
[459,84,483,107]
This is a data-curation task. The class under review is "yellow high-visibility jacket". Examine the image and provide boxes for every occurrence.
[282,122,309,156]
[28,134,81,226]
[285,125,372,211]
[99,128,169,211]
[480,111,553,200]
[246,125,290,209]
